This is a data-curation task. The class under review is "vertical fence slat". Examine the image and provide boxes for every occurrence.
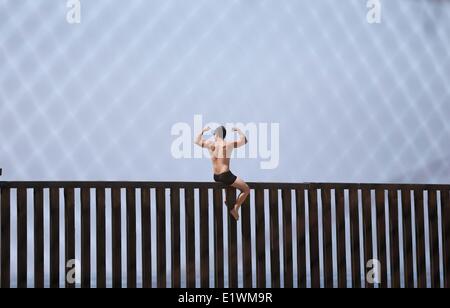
[171,188,181,288]
[213,188,224,288]
[269,188,280,288]
[414,189,426,288]
[255,188,266,288]
[17,188,27,288]
[156,188,166,288]
[296,188,306,288]
[336,188,346,288]
[34,188,44,288]
[361,189,374,288]
[1,186,10,288]
[442,190,450,288]
[50,187,60,288]
[200,188,209,288]
[227,188,238,288]
[81,188,91,288]
[308,188,320,288]
[112,187,122,288]
[375,188,387,288]
[321,189,333,288]
[141,188,151,288]
[126,187,137,288]
[185,187,195,288]
[64,188,75,289]
[242,193,252,288]
[428,189,440,288]
[388,189,400,288]
[96,188,106,288]
[349,188,361,288]
[401,189,414,288]
[282,189,293,288]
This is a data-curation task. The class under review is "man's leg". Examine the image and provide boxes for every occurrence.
[230,178,250,220]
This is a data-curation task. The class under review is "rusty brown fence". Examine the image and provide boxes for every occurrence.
[0,181,449,288]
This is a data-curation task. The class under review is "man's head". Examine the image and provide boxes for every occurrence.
[214,126,227,139]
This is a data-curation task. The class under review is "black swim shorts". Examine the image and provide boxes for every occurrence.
[213,171,237,186]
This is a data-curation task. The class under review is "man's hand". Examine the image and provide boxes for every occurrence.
[202,127,211,134]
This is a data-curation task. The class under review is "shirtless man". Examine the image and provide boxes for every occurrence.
[194,125,250,221]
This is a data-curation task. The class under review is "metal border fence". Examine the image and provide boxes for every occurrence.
[0,181,449,288]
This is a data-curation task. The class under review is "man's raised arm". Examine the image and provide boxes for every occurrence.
[232,127,248,148]
[194,126,211,148]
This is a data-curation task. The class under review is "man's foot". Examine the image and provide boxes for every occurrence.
[230,208,240,221]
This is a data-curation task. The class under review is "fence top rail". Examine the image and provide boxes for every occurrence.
[0,181,449,191]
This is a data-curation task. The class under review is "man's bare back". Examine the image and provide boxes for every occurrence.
[208,139,233,175]
[194,125,250,221]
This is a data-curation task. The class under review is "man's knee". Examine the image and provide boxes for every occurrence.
[243,185,250,195]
